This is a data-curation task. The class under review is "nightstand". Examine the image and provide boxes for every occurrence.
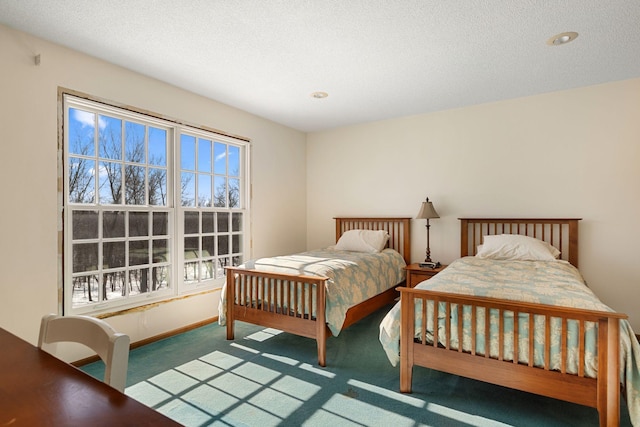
[405,263,447,288]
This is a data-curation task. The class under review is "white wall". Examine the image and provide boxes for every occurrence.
[2,22,638,361]
[0,24,307,358]
[307,78,640,332]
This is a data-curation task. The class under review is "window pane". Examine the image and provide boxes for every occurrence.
[149,127,167,166]
[214,176,227,207]
[99,115,122,160]
[129,240,148,266]
[218,235,229,255]
[125,164,146,205]
[181,135,196,170]
[72,210,98,240]
[103,241,125,269]
[103,211,125,238]
[218,213,229,232]
[229,178,240,208]
[68,108,95,156]
[152,265,169,291]
[72,274,99,306]
[72,243,98,273]
[201,260,213,280]
[198,174,212,207]
[129,268,150,294]
[184,261,198,283]
[68,157,96,203]
[232,213,242,232]
[184,238,199,283]
[202,212,215,233]
[232,235,241,253]
[125,121,145,163]
[214,142,226,174]
[149,168,167,206]
[202,236,215,257]
[185,237,198,253]
[198,139,211,172]
[104,272,125,301]
[153,239,169,263]
[184,212,199,234]
[181,172,195,207]
[153,212,168,236]
[99,161,122,204]
[129,212,149,237]
[228,145,239,177]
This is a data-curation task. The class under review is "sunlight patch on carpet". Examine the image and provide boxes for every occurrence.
[426,402,514,427]
[232,361,281,385]
[199,350,244,370]
[124,346,328,427]
[262,352,300,365]
[348,379,426,408]
[271,374,321,400]
[318,393,416,426]
[299,362,336,378]
[148,368,200,395]
[246,328,283,342]
[209,371,265,399]
[126,381,172,407]
[175,359,225,381]
[156,397,212,426]
[230,342,260,354]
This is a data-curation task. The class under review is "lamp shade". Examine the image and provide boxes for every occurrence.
[416,199,439,219]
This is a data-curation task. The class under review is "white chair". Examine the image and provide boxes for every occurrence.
[38,313,130,392]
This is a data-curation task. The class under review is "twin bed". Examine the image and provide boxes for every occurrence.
[221,217,639,426]
[221,217,411,367]
[380,218,639,427]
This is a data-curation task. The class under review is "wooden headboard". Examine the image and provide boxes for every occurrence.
[334,217,411,265]
[459,218,581,268]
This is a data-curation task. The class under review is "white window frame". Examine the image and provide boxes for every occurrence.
[61,94,250,315]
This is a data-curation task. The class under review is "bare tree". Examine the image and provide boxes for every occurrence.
[213,169,240,208]
[148,167,167,205]
[68,134,95,203]
[181,174,194,206]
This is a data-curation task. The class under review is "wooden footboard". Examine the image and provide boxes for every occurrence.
[399,287,627,427]
[225,267,330,364]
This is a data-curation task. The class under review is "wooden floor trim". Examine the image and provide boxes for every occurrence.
[73,317,218,366]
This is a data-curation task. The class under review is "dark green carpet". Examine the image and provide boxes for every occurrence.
[82,306,632,426]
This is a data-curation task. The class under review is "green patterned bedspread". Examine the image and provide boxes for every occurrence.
[378,257,640,425]
[219,247,406,336]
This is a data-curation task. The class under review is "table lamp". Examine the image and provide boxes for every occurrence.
[416,197,439,263]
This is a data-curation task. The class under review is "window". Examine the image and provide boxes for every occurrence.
[62,94,249,315]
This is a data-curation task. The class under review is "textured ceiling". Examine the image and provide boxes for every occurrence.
[2,0,640,132]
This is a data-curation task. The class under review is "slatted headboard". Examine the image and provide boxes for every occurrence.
[459,218,581,267]
[334,217,411,265]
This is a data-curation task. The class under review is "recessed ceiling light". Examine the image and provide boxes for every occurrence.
[547,32,578,46]
[311,91,328,99]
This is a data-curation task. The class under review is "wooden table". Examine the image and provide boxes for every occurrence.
[0,327,181,426]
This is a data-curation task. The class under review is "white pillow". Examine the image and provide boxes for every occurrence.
[335,229,390,253]
[476,234,560,261]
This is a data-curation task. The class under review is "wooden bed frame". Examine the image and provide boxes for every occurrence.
[225,217,411,367]
[399,218,628,427]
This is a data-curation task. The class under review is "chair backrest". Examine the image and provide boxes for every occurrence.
[38,314,130,392]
